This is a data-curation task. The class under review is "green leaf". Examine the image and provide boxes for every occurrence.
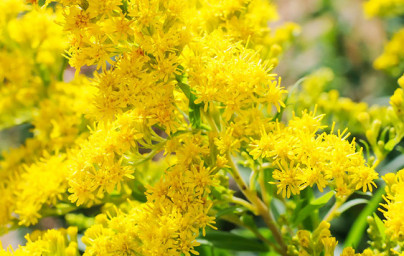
[198,230,268,252]
[293,191,334,225]
[260,251,280,256]
[373,213,386,241]
[195,245,233,256]
[397,145,404,155]
[338,198,369,214]
[175,71,202,129]
[175,66,190,99]
[300,189,317,230]
[189,92,202,129]
[215,206,244,218]
[344,186,385,248]
[177,81,191,99]
[294,198,307,217]
[345,154,404,247]
[311,191,334,205]
[195,245,212,256]
[240,213,259,233]
[130,179,147,202]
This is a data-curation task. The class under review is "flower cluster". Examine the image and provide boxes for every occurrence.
[0,2,66,128]
[364,0,404,75]
[373,29,404,74]
[250,111,378,198]
[364,0,404,18]
[0,227,78,256]
[291,221,338,256]
[82,138,218,255]
[380,170,404,241]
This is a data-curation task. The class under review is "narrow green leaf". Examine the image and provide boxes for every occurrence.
[175,66,190,99]
[119,0,129,15]
[177,81,191,99]
[397,145,404,155]
[293,191,334,225]
[189,92,201,129]
[294,197,307,216]
[195,245,212,256]
[300,189,317,230]
[312,191,334,205]
[198,230,268,252]
[175,71,202,129]
[240,213,259,233]
[373,213,386,241]
[195,245,233,256]
[344,185,385,248]
[338,198,369,214]
[215,206,244,218]
[260,251,280,256]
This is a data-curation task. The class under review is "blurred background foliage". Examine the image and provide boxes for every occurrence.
[276,0,395,100]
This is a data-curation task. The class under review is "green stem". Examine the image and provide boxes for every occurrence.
[231,196,258,214]
[249,169,258,192]
[205,112,220,133]
[227,153,288,256]
[205,111,287,254]
[258,170,271,207]
[132,141,166,165]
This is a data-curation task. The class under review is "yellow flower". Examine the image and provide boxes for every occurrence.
[380,169,404,241]
[249,125,276,160]
[0,228,78,255]
[271,160,304,198]
[364,0,404,17]
[15,154,68,226]
[214,127,241,155]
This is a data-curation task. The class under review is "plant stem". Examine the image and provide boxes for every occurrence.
[205,111,219,133]
[258,170,271,207]
[205,111,288,254]
[249,169,258,192]
[227,153,288,256]
[231,196,258,214]
[132,140,166,165]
